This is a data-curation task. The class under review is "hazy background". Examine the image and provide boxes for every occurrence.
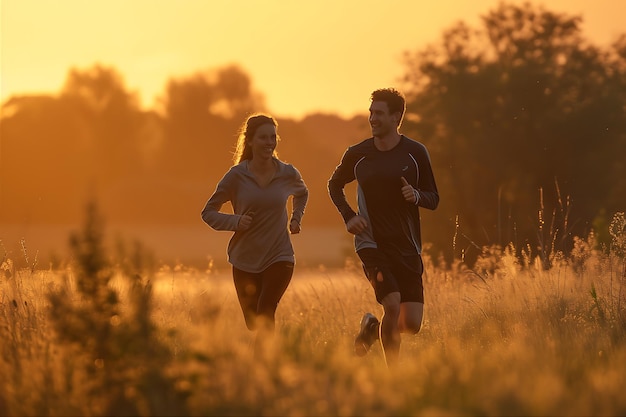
[2,0,624,118]
[1,0,625,268]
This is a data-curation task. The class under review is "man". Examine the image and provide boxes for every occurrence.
[328,88,439,366]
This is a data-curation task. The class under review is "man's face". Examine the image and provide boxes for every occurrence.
[369,101,398,138]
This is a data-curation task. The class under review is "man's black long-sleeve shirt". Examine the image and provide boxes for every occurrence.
[328,135,439,255]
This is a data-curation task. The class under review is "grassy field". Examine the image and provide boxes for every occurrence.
[1,212,626,416]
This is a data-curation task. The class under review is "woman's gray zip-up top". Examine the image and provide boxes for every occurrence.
[201,158,308,273]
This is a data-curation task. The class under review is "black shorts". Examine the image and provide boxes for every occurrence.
[357,247,424,304]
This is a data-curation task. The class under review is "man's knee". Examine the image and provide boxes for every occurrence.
[403,320,422,334]
[399,302,424,334]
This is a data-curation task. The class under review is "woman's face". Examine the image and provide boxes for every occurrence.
[248,123,277,160]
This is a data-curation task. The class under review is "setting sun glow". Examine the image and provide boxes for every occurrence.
[1,0,624,118]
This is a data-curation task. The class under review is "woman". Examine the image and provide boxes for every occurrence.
[201,114,308,354]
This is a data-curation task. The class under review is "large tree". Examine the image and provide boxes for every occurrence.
[61,64,148,184]
[401,2,626,263]
[154,65,267,222]
[0,65,157,223]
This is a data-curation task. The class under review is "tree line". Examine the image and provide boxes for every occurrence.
[1,2,624,265]
[401,2,625,263]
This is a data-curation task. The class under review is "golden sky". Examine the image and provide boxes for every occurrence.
[1,0,624,119]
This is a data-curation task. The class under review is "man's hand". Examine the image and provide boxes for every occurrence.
[346,215,368,235]
[401,177,418,204]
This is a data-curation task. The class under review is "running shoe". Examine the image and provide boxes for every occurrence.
[354,312,379,356]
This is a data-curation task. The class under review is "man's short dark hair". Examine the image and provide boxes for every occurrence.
[370,88,406,122]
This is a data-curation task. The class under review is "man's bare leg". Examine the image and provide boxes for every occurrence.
[398,301,424,334]
[380,292,402,366]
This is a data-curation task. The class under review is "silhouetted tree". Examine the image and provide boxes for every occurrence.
[60,65,164,224]
[0,64,165,224]
[212,65,266,119]
[401,2,626,264]
[156,66,265,222]
[61,64,147,185]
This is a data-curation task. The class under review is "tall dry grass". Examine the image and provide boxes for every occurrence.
[1,211,625,416]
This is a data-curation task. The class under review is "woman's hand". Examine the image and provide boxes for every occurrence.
[238,213,254,231]
[289,219,301,234]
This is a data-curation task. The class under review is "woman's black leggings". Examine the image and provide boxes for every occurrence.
[232,261,294,331]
